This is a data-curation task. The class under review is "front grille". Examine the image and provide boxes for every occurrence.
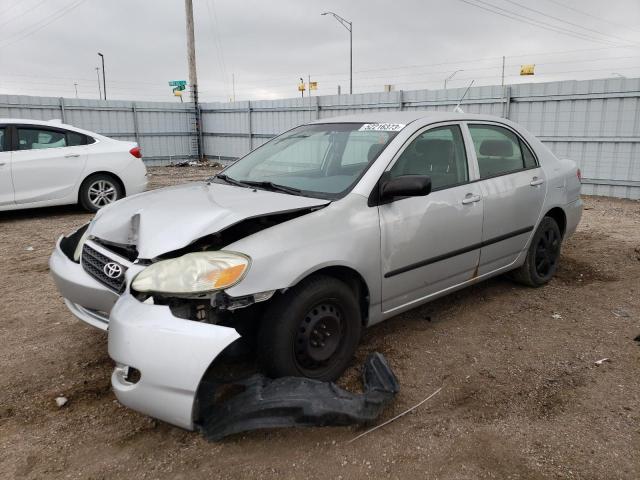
[82,244,127,293]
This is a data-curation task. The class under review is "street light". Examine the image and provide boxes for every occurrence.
[321,11,352,95]
[98,52,106,100]
[444,70,463,89]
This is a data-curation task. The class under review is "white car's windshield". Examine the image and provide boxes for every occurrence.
[217,123,400,199]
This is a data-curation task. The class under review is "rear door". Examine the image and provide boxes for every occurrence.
[0,125,14,206]
[11,125,88,204]
[466,122,546,275]
[379,123,484,313]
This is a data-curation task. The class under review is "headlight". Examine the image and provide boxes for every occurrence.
[132,251,250,294]
[73,226,91,262]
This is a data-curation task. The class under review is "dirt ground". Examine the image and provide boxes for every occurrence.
[1,166,639,480]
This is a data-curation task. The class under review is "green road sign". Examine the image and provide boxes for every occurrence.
[168,80,187,87]
[172,85,186,92]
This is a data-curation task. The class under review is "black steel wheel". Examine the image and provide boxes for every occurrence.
[258,275,362,381]
[511,216,562,287]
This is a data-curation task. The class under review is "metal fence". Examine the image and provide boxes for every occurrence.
[2,76,640,199]
[201,77,640,200]
[0,95,198,166]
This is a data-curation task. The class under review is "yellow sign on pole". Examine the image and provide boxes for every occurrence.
[520,64,535,76]
[298,82,306,92]
[309,81,318,91]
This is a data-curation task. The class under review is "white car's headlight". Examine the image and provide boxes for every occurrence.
[73,226,91,262]
[132,251,250,294]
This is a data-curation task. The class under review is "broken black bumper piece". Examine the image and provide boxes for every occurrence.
[197,352,400,441]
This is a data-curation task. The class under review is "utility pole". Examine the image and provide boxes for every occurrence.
[98,52,106,99]
[184,0,202,160]
[501,56,505,87]
[95,67,102,100]
[74,82,78,99]
[185,0,198,103]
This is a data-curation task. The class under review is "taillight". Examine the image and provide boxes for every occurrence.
[129,146,142,158]
[576,168,582,182]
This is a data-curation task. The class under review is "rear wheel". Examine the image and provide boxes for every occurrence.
[79,173,123,212]
[257,275,362,381]
[512,216,562,287]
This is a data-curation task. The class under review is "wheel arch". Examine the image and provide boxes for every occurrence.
[77,171,126,203]
[544,206,567,238]
[292,265,371,326]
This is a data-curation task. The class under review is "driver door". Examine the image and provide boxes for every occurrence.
[379,123,484,314]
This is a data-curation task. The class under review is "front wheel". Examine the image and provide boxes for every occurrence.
[512,216,562,287]
[257,275,362,381]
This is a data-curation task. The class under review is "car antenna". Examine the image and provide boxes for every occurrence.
[453,80,475,113]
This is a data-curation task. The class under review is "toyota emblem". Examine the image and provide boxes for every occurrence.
[103,262,123,279]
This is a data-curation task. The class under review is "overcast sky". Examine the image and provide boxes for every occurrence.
[1,0,639,102]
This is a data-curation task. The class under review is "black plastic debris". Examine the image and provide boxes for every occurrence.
[197,352,399,441]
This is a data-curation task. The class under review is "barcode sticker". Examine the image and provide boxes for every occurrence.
[358,123,406,132]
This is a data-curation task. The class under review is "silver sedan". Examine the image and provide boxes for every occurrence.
[50,112,582,430]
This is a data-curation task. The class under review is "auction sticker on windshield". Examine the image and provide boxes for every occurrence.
[358,123,405,132]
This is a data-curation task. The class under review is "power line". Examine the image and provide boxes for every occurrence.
[0,0,88,50]
[458,0,624,46]
[0,0,49,29]
[204,0,230,98]
[543,0,640,35]
[501,0,639,46]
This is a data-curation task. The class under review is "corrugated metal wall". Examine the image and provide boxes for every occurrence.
[201,77,640,199]
[0,95,197,166]
[2,77,639,198]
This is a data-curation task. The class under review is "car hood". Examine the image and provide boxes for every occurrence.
[89,181,330,259]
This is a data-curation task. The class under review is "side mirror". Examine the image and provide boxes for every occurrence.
[380,175,432,201]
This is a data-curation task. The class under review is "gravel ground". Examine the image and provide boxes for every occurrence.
[1,166,639,479]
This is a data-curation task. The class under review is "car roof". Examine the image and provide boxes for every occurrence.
[309,111,511,125]
[0,118,107,139]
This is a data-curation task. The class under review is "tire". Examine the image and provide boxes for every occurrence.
[257,275,362,381]
[511,216,562,287]
[79,173,123,212]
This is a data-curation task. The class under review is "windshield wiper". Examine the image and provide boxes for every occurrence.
[213,173,251,188]
[241,180,302,195]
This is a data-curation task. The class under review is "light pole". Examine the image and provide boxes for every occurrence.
[444,70,463,89]
[98,52,106,100]
[321,11,352,95]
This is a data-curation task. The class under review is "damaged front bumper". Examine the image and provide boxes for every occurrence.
[108,293,241,430]
[49,237,120,330]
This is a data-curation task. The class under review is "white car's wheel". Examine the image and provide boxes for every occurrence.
[79,174,123,212]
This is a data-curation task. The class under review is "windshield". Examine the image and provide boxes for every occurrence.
[217,123,400,199]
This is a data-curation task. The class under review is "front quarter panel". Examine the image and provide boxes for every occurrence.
[224,193,382,321]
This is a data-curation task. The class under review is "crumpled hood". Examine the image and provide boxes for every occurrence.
[89,181,329,259]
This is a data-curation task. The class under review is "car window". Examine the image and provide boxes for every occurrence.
[67,131,87,146]
[468,124,533,178]
[521,140,537,169]
[18,128,67,150]
[389,125,469,190]
[0,127,5,152]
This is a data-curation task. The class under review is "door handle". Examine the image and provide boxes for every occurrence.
[530,177,544,186]
[65,154,80,158]
[462,193,482,204]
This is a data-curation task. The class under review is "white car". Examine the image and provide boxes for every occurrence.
[0,119,147,212]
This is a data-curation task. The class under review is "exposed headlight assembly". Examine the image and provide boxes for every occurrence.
[132,251,250,295]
